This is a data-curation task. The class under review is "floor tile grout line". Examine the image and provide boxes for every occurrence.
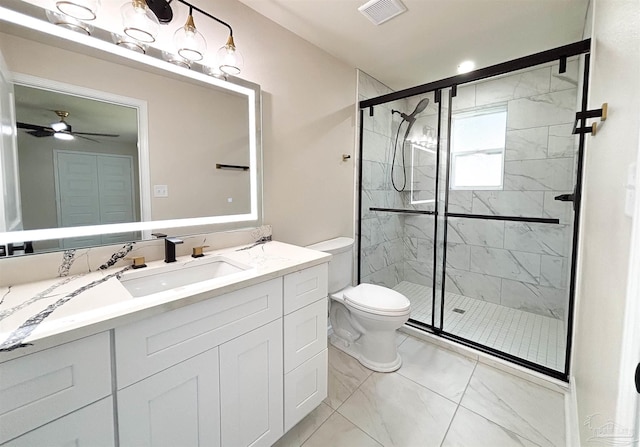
[439,360,479,447]
[394,368,464,408]
[298,407,336,447]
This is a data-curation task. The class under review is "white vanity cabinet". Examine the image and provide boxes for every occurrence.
[115,278,284,447]
[0,332,113,445]
[2,398,115,447]
[0,260,329,447]
[282,264,329,432]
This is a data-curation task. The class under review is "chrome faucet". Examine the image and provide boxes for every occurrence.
[152,233,184,263]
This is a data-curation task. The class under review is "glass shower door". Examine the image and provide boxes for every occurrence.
[358,92,440,326]
[437,56,584,375]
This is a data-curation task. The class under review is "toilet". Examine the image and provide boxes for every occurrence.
[307,237,411,372]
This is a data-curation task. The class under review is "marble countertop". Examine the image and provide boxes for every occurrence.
[0,241,331,362]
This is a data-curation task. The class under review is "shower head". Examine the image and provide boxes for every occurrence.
[392,98,430,123]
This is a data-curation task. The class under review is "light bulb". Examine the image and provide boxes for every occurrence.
[51,121,68,132]
[457,60,475,74]
[216,35,243,75]
[54,132,74,141]
[174,12,206,62]
[121,0,160,43]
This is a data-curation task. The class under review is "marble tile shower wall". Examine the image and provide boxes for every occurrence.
[407,62,580,320]
[358,72,407,288]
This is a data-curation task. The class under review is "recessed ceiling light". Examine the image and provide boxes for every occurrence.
[457,60,475,74]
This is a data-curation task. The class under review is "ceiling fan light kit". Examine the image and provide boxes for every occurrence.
[50,0,244,75]
[17,110,120,143]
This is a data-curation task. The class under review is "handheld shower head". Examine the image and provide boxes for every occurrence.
[407,98,430,121]
[392,98,430,123]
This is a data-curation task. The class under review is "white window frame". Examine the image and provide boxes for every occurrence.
[450,104,507,191]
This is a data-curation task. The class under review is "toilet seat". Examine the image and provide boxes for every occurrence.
[343,284,410,317]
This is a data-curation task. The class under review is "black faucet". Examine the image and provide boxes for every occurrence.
[152,233,184,263]
[164,237,184,263]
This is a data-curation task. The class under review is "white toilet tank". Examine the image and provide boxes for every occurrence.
[306,237,354,294]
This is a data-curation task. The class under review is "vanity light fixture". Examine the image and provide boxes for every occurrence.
[55,0,100,21]
[121,0,160,43]
[46,9,93,35]
[148,0,244,75]
[111,32,148,54]
[217,35,243,75]
[173,6,206,61]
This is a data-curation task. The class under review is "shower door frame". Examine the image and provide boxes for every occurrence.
[357,39,591,382]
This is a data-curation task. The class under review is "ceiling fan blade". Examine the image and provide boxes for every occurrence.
[73,131,120,138]
[75,134,101,143]
[26,129,55,138]
[17,122,52,132]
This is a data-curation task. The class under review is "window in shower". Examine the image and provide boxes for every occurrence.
[450,104,507,190]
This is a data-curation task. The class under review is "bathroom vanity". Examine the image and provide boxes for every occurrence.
[0,241,330,447]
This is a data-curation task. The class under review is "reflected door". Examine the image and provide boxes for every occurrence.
[55,151,135,248]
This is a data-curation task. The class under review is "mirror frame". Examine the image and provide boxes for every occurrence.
[0,4,262,247]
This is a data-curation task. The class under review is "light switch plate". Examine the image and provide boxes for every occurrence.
[154,184,168,197]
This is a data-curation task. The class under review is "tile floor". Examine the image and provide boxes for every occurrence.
[274,333,566,447]
[394,281,567,371]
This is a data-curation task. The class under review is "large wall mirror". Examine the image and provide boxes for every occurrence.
[0,2,262,255]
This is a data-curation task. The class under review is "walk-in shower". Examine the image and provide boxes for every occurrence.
[357,40,591,380]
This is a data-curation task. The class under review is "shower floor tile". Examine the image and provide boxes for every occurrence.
[393,281,566,371]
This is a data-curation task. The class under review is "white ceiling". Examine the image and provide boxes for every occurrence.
[237,0,590,91]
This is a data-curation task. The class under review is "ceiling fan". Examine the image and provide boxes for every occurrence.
[17,110,120,143]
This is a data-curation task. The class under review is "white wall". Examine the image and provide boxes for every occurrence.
[572,0,640,443]
[206,0,357,246]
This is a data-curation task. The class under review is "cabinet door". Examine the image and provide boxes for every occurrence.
[220,320,283,447]
[284,349,328,432]
[118,348,220,447]
[3,397,114,447]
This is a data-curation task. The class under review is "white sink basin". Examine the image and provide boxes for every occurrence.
[120,255,252,297]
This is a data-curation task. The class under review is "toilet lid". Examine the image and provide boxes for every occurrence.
[344,284,410,315]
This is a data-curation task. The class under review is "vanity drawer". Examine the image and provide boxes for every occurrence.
[4,397,115,447]
[284,349,328,432]
[283,298,327,373]
[283,263,328,314]
[115,278,283,389]
[0,333,112,444]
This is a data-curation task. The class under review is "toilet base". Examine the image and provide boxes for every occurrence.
[329,332,403,373]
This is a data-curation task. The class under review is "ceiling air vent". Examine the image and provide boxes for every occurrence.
[358,0,407,26]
